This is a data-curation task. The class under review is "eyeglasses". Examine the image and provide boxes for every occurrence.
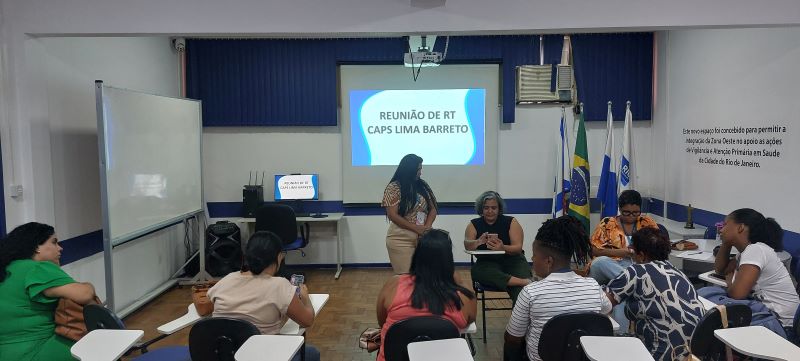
[620,211,641,217]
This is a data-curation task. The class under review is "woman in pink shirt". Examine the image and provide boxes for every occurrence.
[375,229,477,361]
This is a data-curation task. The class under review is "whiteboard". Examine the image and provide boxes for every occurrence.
[96,82,202,245]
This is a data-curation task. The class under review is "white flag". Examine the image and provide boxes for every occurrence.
[618,102,634,193]
[552,109,571,218]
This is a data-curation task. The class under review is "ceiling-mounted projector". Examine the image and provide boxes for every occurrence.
[404,35,443,67]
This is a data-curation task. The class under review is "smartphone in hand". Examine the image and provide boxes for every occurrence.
[290,274,305,296]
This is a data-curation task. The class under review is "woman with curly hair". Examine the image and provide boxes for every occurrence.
[604,227,703,361]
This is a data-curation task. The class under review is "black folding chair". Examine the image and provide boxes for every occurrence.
[537,312,613,361]
[383,316,461,361]
[188,317,261,361]
[83,304,190,360]
[469,254,512,343]
[688,304,751,360]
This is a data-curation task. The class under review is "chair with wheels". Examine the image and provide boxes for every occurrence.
[383,316,461,361]
[83,304,191,360]
[255,203,309,257]
[468,254,512,343]
[188,317,261,361]
[687,304,751,360]
[537,312,613,361]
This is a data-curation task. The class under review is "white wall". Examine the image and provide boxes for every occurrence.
[206,104,654,265]
[30,36,186,310]
[4,0,800,36]
[657,27,800,235]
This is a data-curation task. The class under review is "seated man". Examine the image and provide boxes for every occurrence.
[464,191,531,303]
[504,216,612,361]
[589,189,658,284]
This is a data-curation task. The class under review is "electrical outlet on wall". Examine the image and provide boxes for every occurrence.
[8,184,23,198]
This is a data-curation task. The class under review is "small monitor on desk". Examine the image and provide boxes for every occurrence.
[274,174,324,217]
[274,174,319,201]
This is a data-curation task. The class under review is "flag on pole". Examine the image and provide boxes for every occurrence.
[618,101,634,194]
[568,104,590,234]
[597,102,618,217]
[552,109,571,218]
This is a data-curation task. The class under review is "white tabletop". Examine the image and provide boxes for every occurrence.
[71,329,144,361]
[698,270,728,287]
[714,326,800,361]
[464,249,505,255]
[235,335,305,361]
[698,295,717,311]
[461,322,477,334]
[238,213,344,223]
[649,215,707,239]
[279,293,329,335]
[407,338,474,361]
[158,303,204,334]
[580,336,655,361]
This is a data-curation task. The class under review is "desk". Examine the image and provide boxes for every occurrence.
[464,249,505,255]
[714,326,800,361]
[159,294,329,339]
[580,336,655,361]
[698,295,717,311]
[649,215,707,239]
[669,239,791,274]
[279,293,329,335]
[235,335,305,361]
[698,271,728,287]
[157,303,203,334]
[237,213,345,279]
[407,338,474,361]
[71,329,144,361]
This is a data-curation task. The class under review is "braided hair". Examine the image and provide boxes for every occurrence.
[534,215,591,266]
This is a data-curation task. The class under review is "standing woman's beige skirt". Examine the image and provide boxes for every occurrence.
[385,222,418,274]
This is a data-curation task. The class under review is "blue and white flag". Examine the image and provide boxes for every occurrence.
[552,109,571,218]
[618,102,634,194]
[597,102,618,217]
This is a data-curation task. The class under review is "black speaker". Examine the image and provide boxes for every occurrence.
[205,221,242,277]
[243,185,264,217]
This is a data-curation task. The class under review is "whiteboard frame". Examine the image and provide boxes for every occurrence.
[95,81,205,311]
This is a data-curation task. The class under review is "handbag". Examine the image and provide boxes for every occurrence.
[672,240,699,251]
[54,296,102,341]
[358,327,381,353]
[191,281,217,316]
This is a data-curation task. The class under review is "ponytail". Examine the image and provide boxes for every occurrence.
[729,208,783,251]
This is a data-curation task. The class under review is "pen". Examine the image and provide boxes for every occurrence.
[684,251,703,256]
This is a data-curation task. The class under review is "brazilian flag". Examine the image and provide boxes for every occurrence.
[568,106,590,235]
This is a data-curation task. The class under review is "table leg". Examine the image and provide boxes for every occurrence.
[335,217,342,280]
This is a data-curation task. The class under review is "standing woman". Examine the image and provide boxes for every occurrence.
[382,154,438,274]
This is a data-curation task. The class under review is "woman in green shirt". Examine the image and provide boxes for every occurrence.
[0,222,96,361]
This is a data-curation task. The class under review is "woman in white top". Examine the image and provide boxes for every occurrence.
[714,208,799,329]
[208,231,320,361]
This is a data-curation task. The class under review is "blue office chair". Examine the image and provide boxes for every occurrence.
[656,223,670,240]
[255,203,309,256]
[703,227,717,240]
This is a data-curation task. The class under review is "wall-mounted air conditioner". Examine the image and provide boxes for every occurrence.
[516,65,573,104]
